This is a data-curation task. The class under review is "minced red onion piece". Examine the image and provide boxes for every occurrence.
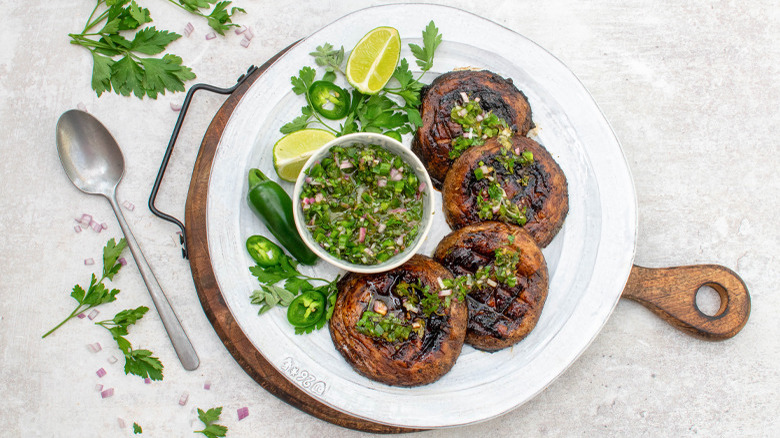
[439,289,452,297]
[492,205,500,214]
[205,32,216,40]
[418,182,426,193]
[88,342,102,353]
[184,22,194,37]
[77,102,88,112]
[244,27,254,40]
[95,384,103,392]
[339,160,352,169]
[389,168,401,181]
[235,25,247,34]
[91,220,103,232]
[74,225,82,233]
[118,257,127,266]
[88,309,100,320]
[78,214,92,227]
[240,37,251,48]
[144,378,151,384]
[170,102,182,111]
[237,407,249,421]
[358,227,366,243]
[84,258,95,266]
[101,388,114,399]
[96,368,107,378]
[107,355,118,364]
[388,208,407,214]
[377,177,387,187]
[101,222,107,230]
[178,391,189,406]
[377,223,386,233]
[460,92,469,102]
[204,381,211,390]
[77,313,86,319]
[117,418,126,429]
[395,235,404,246]
[122,200,135,211]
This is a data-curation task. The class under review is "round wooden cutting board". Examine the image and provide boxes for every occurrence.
[183,43,749,435]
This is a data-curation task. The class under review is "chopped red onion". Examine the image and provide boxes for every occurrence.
[91,220,103,233]
[204,381,211,390]
[377,177,387,187]
[314,193,324,203]
[95,384,103,392]
[358,227,366,243]
[339,159,353,169]
[486,279,498,287]
[240,37,251,48]
[184,22,194,37]
[107,355,118,364]
[389,168,402,181]
[101,388,114,399]
[388,208,407,214]
[178,391,189,406]
[144,378,151,384]
[77,313,86,319]
[77,102,88,112]
[78,214,93,227]
[118,257,127,266]
[88,342,102,353]
[101,222,107,230]
[205,32,216,40]
[492,205,500,214]
[74,225,82,233]
[117,418,126,429]
[122,200,135,211]
[377,223,386,233]
[460,92,469,102]
[237,407,249,421]
[96,368,107,378]
[170,102,182,111]
[437,277,446,288]
[439,289,452,297]
[418,182,427,193]
[244,27,254,40]
[235,25,247,34]
[84,258,95,266]
[88,309,100,320]
[395,235,404,246]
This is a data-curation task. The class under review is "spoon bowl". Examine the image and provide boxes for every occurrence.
[56,110,125,196]
[56,109,199,371]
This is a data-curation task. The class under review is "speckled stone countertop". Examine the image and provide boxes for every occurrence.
[1,1,777,436]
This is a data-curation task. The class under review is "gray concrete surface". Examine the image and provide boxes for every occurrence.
[0,0,777,436]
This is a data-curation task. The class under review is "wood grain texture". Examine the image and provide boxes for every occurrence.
[623,264,751,340]
[184,44,419,434]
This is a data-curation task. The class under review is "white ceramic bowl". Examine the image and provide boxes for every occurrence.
[292,132,435,274]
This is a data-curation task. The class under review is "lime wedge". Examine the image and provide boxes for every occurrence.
[346,26,401,95]
[273,129,336,182]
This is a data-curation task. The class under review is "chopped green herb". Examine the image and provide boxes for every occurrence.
[194,407,227,438]
[42,238,127,338]
[133,422,142,434]
[95,307,164,381]
[443,248,521,300]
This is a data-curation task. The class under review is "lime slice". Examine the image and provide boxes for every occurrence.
[273,129,336,182]
[346,26,401,95]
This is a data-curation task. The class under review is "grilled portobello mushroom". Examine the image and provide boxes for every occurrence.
[329,255,468,386]
[433,222,548,351]
[441,136,568,248]
[412,70,533,188]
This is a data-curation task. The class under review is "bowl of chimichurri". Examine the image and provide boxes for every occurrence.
[292,133,435,273]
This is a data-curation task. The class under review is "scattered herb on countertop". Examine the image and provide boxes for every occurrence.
[248,245,339,335]
[194,407,228,438]
[299,144,425,265]
[133,422,143,434]
[42,237,127,338]
[165,0,245,35]
[95,306,165,381]
[280,21,442,139]
[71,0,244,99]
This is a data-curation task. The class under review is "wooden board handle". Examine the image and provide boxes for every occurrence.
[622,264,750,340]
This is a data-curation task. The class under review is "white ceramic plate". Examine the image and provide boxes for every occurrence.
[206,4,637,428]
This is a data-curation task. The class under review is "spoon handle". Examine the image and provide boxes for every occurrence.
[108,194,200,371]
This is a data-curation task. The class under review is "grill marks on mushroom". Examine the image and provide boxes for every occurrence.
[329,255,468,386]
[442,136,568,248]
[434,222,548,352]
[412,70,533,188]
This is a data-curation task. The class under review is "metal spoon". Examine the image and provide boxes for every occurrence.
[56,109,199,371]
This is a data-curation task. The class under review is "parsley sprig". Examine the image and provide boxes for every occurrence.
[280,21,442,139]
[95,306,165,381]
[42,238,127,338]
[249,251,339,335]
[194,407,228,438]
[165,0,245,35]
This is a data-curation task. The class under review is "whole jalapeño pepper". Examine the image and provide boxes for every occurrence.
[246,168,318,265]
